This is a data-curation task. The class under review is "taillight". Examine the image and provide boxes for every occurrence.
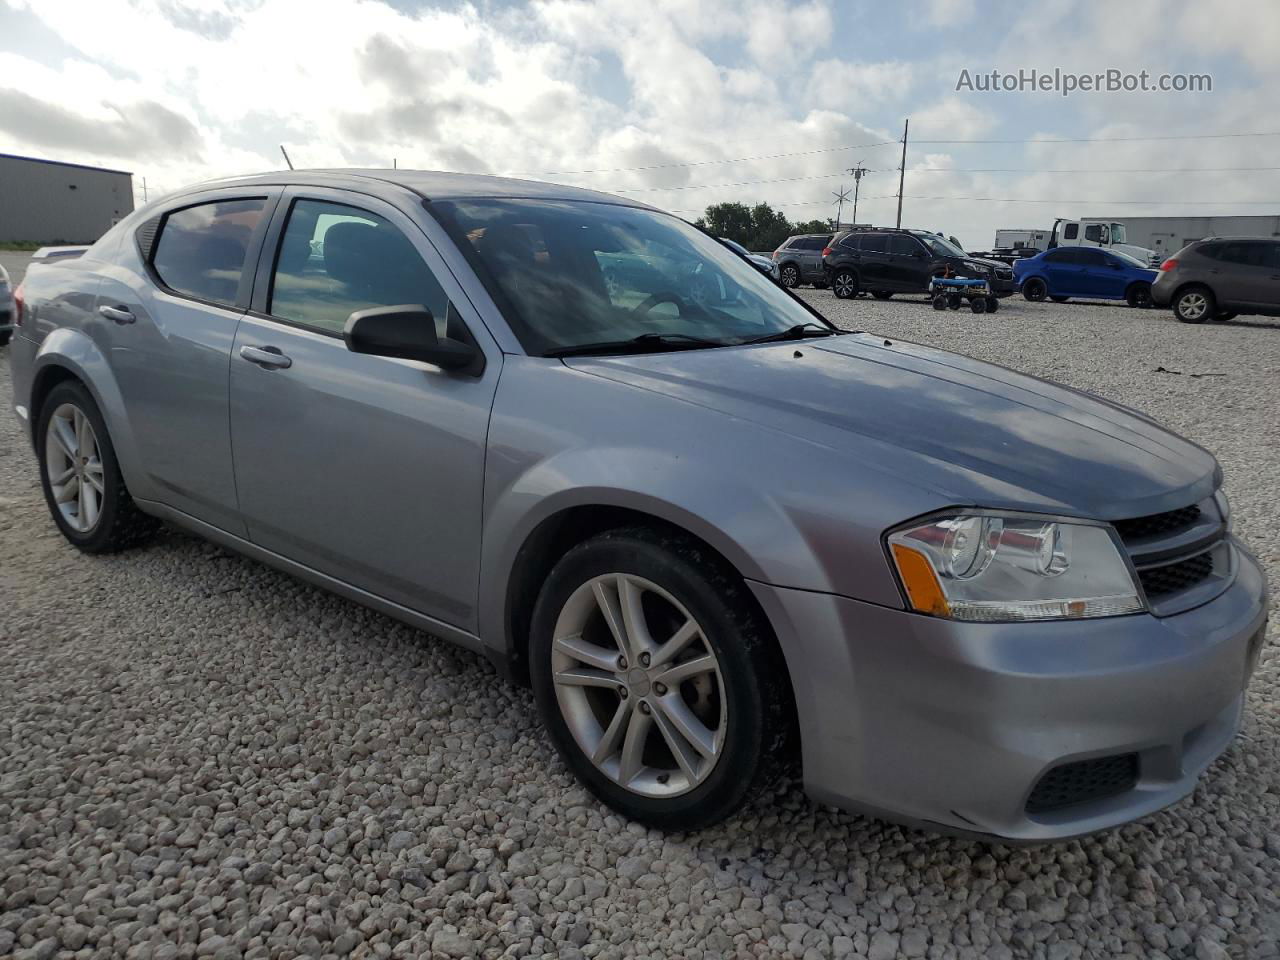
[13,281,25,326]
[821,246,833,257]
[1158,258,1178,271]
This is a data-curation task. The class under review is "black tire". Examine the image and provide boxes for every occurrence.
[970,297,987,314]
[1174,286,1214,324]
[831,269,859,299]
[529,527,792,831]
[1023,278,1048,302]
[779,264,801,289]
[931,295,948,311]
[872,291,893,300]
[985,296,1000,313]
[0,330,11,347]
[1125,282,1152,308]
[35,380,158,553]
[1050,295,1069,303]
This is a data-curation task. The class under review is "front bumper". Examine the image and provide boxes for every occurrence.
[750,539,1268,842]
[989,273,1015,296]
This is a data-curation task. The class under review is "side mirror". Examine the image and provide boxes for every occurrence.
[344,305,482,373]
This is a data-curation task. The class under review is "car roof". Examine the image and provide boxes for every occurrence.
[1193,235,1279,242]
[159,169,661,211]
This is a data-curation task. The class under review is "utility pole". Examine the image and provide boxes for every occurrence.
[895,118,909,228]
[141,177,148,203]
[280,145,294,170]
[847,163,867,226]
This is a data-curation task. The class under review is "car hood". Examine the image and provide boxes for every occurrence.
[566,333,1218,519]
[966,255,1010,271]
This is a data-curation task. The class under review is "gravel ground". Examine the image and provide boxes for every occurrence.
[1,280,1278,960]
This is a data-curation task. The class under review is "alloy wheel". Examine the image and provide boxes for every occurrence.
[44,402,105,533]
[1178,292,1208,321]
[781,265,799,288]
[550,573,726,797]
[833,272,857,298]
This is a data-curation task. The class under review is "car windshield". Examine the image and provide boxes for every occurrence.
[918,233,966,258]
[1110,250,1148,268]
[430,198,824,355]
[1110,223,1128,244]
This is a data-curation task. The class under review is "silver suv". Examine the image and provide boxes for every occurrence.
[1152,236,1280,323]
[8,171,1267,838]
[771,233,831,288]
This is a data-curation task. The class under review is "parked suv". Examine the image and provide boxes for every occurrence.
[822,228,1014,300]
[1152,237,1280,323]
[772,233,831,288]
[8,171,1267,839]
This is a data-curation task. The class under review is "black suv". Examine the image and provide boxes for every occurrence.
[821,228,1014,300]
[1152,236,1280,323]
[772,233,832,289]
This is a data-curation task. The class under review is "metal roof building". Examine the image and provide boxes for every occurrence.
[0,153,135,245]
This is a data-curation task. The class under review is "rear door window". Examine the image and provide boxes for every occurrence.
[887,235,920,257]
[269,198,451,335]
[1217,242,1270,267]
[152,198,268,307]
[860,234,888,254]
[1076,249,1109,267]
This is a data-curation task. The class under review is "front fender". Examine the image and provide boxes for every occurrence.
[475,357,935,660]
[32,328,153,500]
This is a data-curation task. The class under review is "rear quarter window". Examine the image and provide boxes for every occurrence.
[151,198,268,307]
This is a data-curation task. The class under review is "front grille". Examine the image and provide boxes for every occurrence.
[1138,551,1215,597]
[1113,504,1202,543]
[1026,754,1139,814]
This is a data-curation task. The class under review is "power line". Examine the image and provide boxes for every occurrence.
[513,139,899,177]
[911,130,1280,145]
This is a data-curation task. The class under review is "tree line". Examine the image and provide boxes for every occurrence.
[693,202,831,253]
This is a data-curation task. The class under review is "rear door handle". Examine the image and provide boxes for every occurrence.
[239,344,292,369]
[98,304,135,325]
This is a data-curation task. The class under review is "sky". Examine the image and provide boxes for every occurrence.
[2,0,1280,249]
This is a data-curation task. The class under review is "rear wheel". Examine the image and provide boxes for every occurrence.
[970,297,987,314]
[36,381,158,553]
[831,270,859,299]
[1023,278,1048,302]
[779,264,800,289]
[530,528,791,831]
[1125,282,1152,308]
[931,295,948,311]
[1174,286,1214,323]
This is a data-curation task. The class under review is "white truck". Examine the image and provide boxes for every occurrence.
[989,220,1159,265]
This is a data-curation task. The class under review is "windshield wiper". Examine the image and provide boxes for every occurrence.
[738,322,837,346]
[544,332,728,358]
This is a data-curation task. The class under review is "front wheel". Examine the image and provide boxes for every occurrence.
[831,270,859,299]
[530,528,792,831]
[1174,287,1214,323]
[779,264,800,289]
[1023,278,1048,302]
[36,380,158,553]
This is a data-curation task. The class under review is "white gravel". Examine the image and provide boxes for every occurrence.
[1,281,1278,960]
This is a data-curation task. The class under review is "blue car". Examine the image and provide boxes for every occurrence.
[1014,247,1158,307]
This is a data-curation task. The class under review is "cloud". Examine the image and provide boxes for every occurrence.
[807,59,913,106]
[0,87,202,161]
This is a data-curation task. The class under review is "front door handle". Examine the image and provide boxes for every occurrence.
[239,344,292,369]
[99,304,135,325]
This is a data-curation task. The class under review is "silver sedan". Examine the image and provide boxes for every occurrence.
[7,171,1267,838]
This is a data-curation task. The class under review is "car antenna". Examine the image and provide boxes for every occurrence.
[280,145,294,170]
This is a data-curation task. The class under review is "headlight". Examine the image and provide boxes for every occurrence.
[887,512,1143,622]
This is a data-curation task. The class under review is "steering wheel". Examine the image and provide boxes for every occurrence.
[632,291,688,317]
